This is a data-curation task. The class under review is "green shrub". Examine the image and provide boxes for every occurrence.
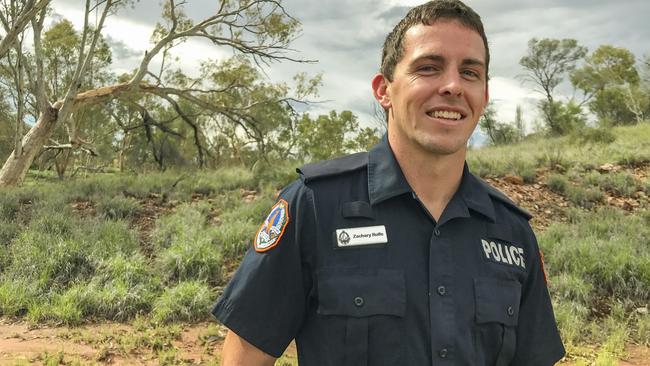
[81,219,140,258]
[575,127,616,145]
[84,254,160,320]
[96,196,140,220]
[28,208,76,238]
[151,281,213,324]
[550,272,594,303]
[540,207,650,302]
[215,221,258,262]
[635,312,650,344]
[599,172,640,197]
[566,186,604,208]
[0,279,37,317]
[14,235,95,290]
[0,191,20,221]
[553,300,589,347]
[156,231,223,285]
[583,171,604,187]
[253,162,297,190]
[546,174,569,194]
[66,176,112,202]
[0,220,19,247]
[152,204,207,250]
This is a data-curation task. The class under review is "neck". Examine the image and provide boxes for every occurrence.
[388,134,466,222]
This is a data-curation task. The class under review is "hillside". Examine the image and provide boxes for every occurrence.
[0,123,649,365]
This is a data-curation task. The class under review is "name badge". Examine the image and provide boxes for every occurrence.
[335,225,388,248]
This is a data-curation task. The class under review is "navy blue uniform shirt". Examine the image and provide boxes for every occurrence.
[212,137,565,365]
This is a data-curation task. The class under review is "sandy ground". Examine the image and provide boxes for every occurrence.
[0,321,647,365]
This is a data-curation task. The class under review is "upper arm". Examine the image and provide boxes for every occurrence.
[211,181,315,357]
[221,329,276,366]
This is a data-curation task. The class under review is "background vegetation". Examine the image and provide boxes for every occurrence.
[0,1,649,365]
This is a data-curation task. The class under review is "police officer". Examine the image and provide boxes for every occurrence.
[213,0,566,365]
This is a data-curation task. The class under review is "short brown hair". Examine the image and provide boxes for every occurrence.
[380,0,489,81]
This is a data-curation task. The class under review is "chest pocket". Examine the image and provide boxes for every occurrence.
[474,278,521,366]
[317,268,405,366]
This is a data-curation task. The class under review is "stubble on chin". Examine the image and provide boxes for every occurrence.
[411,132,468,157]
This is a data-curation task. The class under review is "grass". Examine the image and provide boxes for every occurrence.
[0,164,291,326]
[468,123,650,178]
[96,196,140,219]
[151,281,214,324]
[541,207,650,348]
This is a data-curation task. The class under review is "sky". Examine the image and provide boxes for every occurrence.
[50,0,650,138]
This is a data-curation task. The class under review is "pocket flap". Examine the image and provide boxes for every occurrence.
[474,278,521,326]
[317,268,405,318]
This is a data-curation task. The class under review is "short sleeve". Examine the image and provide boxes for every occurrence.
[512,228,566,365]
[211,180,315,358]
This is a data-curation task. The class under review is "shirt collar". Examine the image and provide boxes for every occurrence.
[367,136,496,223]
[367,136,412,205]
[458,164,496,222]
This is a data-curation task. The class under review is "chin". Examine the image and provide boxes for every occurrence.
[414,135,467,156]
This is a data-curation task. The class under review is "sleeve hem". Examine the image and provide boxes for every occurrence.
[211,298,285,359]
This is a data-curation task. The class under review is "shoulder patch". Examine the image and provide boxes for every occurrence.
[478,179,533,220]
[254,199,290,252]
[297,152,368,183]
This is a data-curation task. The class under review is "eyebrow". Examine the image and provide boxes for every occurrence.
[413,54,486,70]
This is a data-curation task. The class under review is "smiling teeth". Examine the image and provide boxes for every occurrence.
[429,110,461,120]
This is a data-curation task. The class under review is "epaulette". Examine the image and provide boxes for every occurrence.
[297,152,368,183]
[477,178,533,221]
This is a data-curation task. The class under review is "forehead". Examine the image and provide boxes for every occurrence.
[401,20,486,64]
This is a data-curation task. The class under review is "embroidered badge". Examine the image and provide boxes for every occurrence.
[335,225,388,248]
[254,199,289,252]
[480,239,526,270]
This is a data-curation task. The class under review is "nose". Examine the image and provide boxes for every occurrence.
[438,70,463,97]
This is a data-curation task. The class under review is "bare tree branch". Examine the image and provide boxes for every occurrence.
[0,0,49,59]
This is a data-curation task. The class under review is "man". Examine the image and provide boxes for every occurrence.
[212,0,566,365]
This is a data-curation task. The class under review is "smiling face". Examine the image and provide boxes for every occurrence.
[373,20,489,158]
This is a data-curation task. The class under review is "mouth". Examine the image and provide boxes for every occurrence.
[425,109,466,121]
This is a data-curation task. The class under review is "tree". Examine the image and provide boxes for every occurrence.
[519,38,587,135]
[0,0,309,186]
[291,110,379,161]
[571,45,643,125]
[541,100,586,135]
[514,104,525,140]
[479,102,518,145]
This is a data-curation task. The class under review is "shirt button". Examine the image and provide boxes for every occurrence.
[434,228,441,236]
[438,348,448,358]
[507,306,515,316]
[354,296,364,307]
[436,285,447,296]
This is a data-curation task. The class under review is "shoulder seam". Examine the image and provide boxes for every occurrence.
[478,178,532,220]
[297,152,368,183]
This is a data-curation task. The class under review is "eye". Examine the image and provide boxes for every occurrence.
[461,69,481,79]
[416,65,440,74]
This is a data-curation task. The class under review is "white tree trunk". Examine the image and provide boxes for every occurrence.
[0,105,58,186]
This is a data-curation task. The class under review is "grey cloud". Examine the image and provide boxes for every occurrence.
[52,0,650,129]
[104,34,142,59]
[377,6,409,22]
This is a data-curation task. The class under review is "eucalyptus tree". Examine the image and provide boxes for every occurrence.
[0,0,311,186]
[572,45,645,125]
[519,38,587,135]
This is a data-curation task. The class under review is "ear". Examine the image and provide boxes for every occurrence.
[371,73,391,109]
